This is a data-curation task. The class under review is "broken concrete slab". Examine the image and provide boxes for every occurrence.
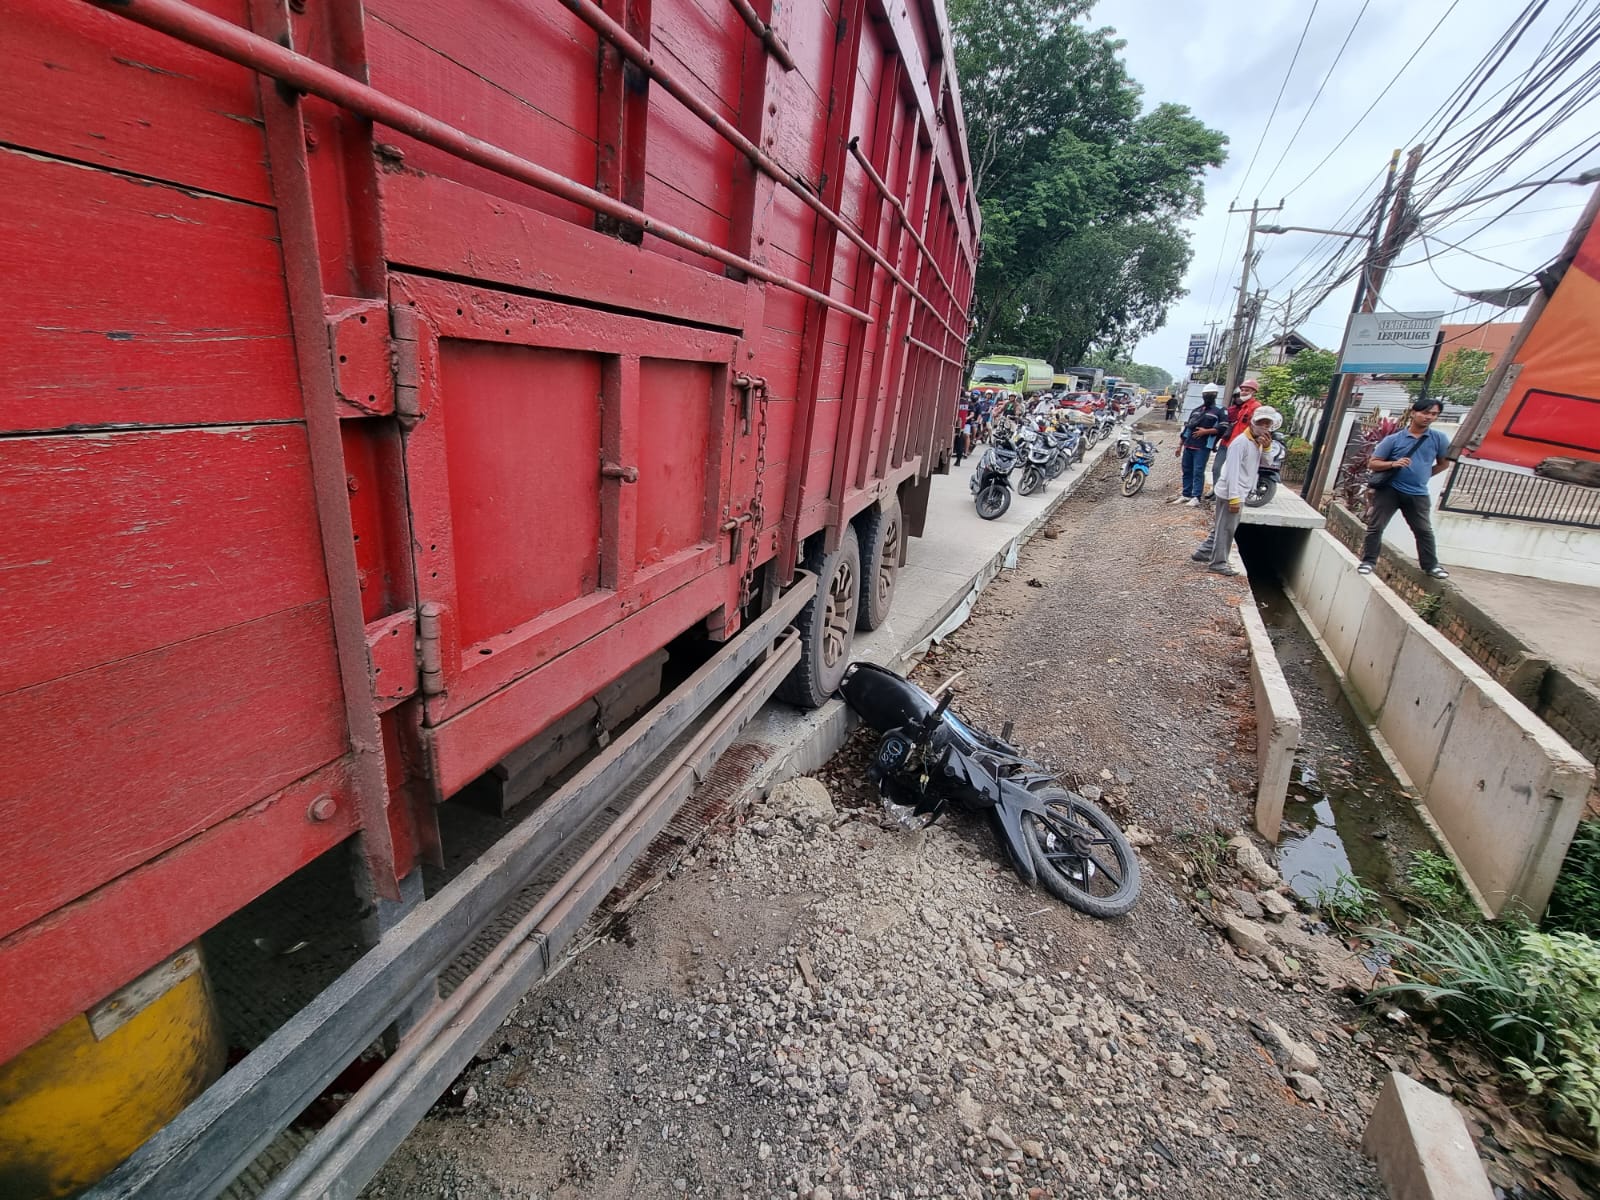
[1363,1072,1493,1200]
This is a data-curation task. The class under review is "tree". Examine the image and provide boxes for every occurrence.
[951,0,1227,366]
[1288,349,1336,402]
[1403,348,1491,407]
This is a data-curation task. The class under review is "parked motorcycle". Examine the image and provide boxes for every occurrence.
[1093,409,1118,443]
[1041,425,1078,481]
[970,427,1021,519]
[1120,436,1158,496]
[1245,433,1287,508]
[839,662,1142,918]
[1015,427,1054,496]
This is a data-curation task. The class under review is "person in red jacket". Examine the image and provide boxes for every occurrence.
[1206,378,1260,499]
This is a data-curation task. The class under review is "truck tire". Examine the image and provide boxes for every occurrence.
[777,525,861,708]
[855,499,902,632]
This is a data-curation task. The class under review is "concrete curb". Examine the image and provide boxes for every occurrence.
[1363,1072,1494,1200]
[740,430,1128,798]
[1238,598,1301,843]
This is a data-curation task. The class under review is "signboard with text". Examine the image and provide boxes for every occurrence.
[1337,311,1443,375]
[1185,334,1207,366]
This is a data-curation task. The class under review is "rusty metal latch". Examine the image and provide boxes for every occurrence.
[601,461,638,483]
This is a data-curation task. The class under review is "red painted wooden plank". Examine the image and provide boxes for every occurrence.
[0,602,347,941]
[364,17,594,228]
[0,146,300,434]
[442,340,604,649]
[0,425,328,694]
[0,760,358,1064]
[378,169,747,330]
[365,0,600,140]
[425,569,727,797]
[636,358,717,567]
[0,0,273,206]
[650,0,742,124]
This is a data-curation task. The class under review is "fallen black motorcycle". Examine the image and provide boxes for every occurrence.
[839,662,1141,918]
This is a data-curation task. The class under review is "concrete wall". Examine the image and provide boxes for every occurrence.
[1239,599,1302,843]
[1282,529,1595,917]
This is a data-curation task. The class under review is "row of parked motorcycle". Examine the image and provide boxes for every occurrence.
[967,407,1123,519]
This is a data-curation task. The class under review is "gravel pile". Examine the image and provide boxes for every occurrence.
[369,777,1382,1199]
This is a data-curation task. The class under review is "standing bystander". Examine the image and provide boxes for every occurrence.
[1358,397,1453,578]
[1175,384,1221,505]
[1191,406,1280,575]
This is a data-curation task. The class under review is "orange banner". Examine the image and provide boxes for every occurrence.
[1474,210,1600,468]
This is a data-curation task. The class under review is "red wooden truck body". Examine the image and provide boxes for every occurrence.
[2,0,975,1094]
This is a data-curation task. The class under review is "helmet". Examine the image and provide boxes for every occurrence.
[1240,378,1261,394]
[1201,383,1219,397]
[1250,406,1282,432]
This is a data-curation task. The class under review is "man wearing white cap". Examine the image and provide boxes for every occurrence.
[1190,406,1282,576]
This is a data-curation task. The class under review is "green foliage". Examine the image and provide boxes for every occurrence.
[1252,364,1299,434]
[1403,347,1491,407]
[1282,437,1312,482]
[1400,850,1475,918]
[1369,921,1600,1144]
[1412,591,1444,626]
[951,0,1227,364]
[1545,821,1600,938]
[1314,870,1382,929]
[1288,349,1337,403]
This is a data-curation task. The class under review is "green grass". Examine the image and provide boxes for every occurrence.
[1314,869,1382,929]
[1399,849,1477,920]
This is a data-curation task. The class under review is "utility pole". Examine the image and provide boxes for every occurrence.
[1302,146,1423,507]
[1223,199,1283,402]
[1277,289,1295,364]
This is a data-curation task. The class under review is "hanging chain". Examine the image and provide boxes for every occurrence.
[738,374,771,611]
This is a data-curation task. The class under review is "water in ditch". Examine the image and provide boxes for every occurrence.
[1239,561,1439,917]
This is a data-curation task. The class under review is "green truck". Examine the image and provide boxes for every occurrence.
[969,355,1054,397]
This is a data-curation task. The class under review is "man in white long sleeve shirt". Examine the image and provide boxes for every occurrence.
[1190,407,1281,576]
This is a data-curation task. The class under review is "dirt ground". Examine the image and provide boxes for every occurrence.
[366,432,1403,1199]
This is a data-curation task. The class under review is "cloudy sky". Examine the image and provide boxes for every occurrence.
[1085,0,1600,377]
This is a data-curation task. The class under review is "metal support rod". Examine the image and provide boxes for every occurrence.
[905,332,962,370]
[555,0,960,341]
[848,135,959,311]
[87,0,872,324]
[725,0,795,70]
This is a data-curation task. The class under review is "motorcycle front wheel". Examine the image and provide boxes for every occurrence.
[1044,454,1067,481]
[1018,465,1043,496]
[1022,786,1141,918]
[1245,476,1277,508]
[975,481,1011,520]
[1121,468,1146,496]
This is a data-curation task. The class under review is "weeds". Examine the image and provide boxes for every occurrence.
[1411,592,1443,625]
[1176,830,1229,898]
[1314,870,1382,928]
[1369,920,1600,1147]
[1545,821,1600,938]
[1400,849,1476,920]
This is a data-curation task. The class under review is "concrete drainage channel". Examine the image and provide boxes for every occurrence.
[1236,524,1595,919]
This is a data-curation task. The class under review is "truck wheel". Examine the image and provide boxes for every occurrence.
[855,499,902,632]
[777,525,861,708]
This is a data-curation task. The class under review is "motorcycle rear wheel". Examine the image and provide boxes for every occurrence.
[1245,476,1277,508]
[1022,786,1141,918]
[1121,469,1146,496]
[975,481,1011,520]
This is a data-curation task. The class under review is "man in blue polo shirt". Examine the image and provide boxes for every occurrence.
[1358,396,1454,578]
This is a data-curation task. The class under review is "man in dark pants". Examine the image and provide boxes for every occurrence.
[1359,396,1453,578]
[1174,384,1221,505]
